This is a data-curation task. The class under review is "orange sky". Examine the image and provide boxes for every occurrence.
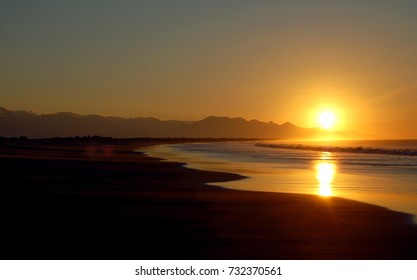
[1,1,417,138]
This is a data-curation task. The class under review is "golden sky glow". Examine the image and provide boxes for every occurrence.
[1,1,417,138]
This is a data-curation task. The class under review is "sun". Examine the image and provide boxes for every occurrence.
[318,111,336,130]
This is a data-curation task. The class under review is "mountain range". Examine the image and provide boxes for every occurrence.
[0,107,346,139]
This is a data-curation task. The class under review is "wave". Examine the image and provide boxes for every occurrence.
[255,142,417,156]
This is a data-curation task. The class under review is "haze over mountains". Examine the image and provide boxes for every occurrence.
[0,107,345,139]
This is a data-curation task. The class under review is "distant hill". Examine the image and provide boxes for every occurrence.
[175,116,324,138]
[0,107,186,138]
[0,107,346,139]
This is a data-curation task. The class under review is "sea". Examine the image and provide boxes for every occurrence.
[143,139,417,222]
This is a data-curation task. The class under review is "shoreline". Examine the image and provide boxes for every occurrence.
[145,141,417,223]
[1,139,417,259]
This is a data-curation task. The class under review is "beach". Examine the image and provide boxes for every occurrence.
[1,138,417,260]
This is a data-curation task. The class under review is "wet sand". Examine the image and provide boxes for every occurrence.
[1,138,417,259]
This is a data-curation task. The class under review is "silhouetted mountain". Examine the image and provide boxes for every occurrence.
[0,107,347,139]
[175,116,297,138]
[0,107,186,138]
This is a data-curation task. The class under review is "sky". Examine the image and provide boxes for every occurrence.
[1,0,417,138]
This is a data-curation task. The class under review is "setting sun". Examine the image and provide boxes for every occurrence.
[318,111,336,130]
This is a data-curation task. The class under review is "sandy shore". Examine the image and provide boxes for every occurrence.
[1,138,417,259]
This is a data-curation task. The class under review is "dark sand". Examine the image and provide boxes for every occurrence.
[1,138,417,259]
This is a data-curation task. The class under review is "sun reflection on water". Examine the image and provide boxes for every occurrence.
[315,152,336,196]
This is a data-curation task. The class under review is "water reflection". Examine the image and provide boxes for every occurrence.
[315,152,336,196]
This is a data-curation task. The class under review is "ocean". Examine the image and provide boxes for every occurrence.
[144,139,417,221]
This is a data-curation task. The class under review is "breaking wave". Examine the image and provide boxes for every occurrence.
[255,143,417,157]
